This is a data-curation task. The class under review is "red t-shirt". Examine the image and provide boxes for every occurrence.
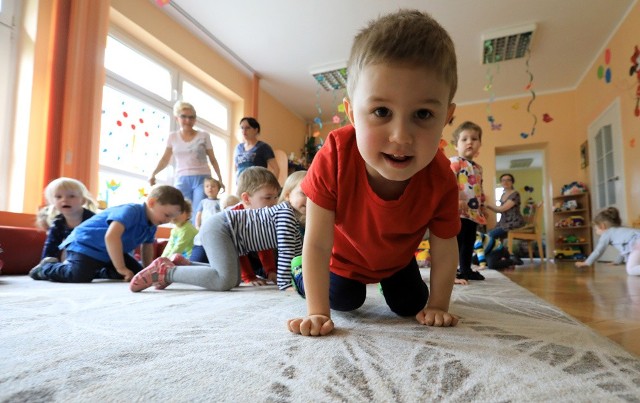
[231,203,277,283]
[301,125,460,283]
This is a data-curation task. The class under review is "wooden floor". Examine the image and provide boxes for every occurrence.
[499,259,640,357]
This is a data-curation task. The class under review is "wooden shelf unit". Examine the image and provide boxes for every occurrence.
[552,192,592,261]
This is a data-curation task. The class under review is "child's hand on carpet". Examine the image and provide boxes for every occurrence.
[415,308,459,327]
[287,315,334,336]
[118,268,135,282]
[454,278,468,285]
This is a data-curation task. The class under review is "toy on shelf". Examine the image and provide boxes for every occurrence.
[560,181,588,195]
[557,234,586,244]
[554,246,585,260]
[553,199,579,212]
[555,215,585,228]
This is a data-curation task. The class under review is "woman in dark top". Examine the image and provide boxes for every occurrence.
[234,117,279,181]
[485,173,526,255]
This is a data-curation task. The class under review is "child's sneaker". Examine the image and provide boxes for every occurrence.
[130,257,174,292]
[290,256,304,298]
[29,257,58,280]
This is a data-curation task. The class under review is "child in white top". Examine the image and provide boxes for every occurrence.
[575,207,640,275]
[195,178,222,229]
[130,171,307,292]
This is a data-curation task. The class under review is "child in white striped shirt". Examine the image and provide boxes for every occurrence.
[130,171,307,292]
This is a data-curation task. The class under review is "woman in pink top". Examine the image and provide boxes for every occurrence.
[149,101,225,222]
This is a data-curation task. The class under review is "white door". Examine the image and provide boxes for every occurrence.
[587,98,626,262]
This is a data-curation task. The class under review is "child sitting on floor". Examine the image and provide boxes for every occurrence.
[30,185,184,283]
[37,177,98,260]
[161,200,198,259]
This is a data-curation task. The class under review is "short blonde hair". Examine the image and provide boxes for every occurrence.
[220,194,241,209]
[279,171,307,225]
[37,177,97,229]
[347,9,457,103]
[173,101,196,117]
[236,166,281,197]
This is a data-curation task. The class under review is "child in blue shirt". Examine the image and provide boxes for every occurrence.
[29,185,185,283]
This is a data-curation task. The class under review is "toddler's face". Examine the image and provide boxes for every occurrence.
[147,201,183,226]
[287,184,307,215]
[204,181,220,198]
[245,186,279,209]
[455,129,481,160]
[53,188,84,216]
[345,63,454,185]
[171,210,190,226]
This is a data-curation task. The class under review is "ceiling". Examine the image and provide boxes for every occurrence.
[160,0,635,124]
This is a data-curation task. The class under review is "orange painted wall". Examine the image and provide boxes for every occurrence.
[573,1,640,222]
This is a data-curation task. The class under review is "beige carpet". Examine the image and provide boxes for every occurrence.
[1,270,639,402]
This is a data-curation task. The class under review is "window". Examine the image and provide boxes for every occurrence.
[99,33,231,208]
[104,36,172,101]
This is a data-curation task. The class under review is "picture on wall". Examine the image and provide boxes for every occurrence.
[580,141,589,169]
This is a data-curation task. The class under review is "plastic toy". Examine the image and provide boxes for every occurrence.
[473,233,487,268]
[561,181,588,195]
[554,247,585,260]
[415,240,431,267]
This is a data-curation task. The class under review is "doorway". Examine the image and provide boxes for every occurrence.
[587,98,626,261]
[495,149,547,258]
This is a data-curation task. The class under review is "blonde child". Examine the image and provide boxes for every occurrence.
[130,171,307,292]
[30,186,184,283]
[231,167,281,286]
[37,177,97,260]
[287,10,460,337]
[221,194,241,210]
[161,200,198,259]
[195,178,222,229]
[189,167,280,268]
[575,207,640,275]
[449,121,487,281]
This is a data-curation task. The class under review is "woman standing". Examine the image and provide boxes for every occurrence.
[485,173,526,256]
[149,101,225,219]
[234,117,279,181]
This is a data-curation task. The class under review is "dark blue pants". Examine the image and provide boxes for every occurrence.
[40,250,142,283]
[190,245,208,263]
[457,218,477,273]
[293,258,429,317]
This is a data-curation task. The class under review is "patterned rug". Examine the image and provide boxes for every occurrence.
[1,270,639,402]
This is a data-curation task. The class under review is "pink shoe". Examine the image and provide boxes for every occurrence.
[169,253,191,266]
[130,257,174,292]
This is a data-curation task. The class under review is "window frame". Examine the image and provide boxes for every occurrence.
[99,29,232,207]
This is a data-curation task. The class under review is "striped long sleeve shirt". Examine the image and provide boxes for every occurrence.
[225,202,302,290]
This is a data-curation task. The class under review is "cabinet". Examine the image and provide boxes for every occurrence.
[552,192,592,261]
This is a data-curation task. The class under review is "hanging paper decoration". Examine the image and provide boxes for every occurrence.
[542,113,553,123]
[483,40,502,131]
[332,115,340,124]
[630,138,636,148]
[138,188,148,199]
[155,0,170,6]
[597,49,612,84]
[521,47,537,138]
[629,45,640,117]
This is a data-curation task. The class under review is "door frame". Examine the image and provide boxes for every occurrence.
[587,97,626,261]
